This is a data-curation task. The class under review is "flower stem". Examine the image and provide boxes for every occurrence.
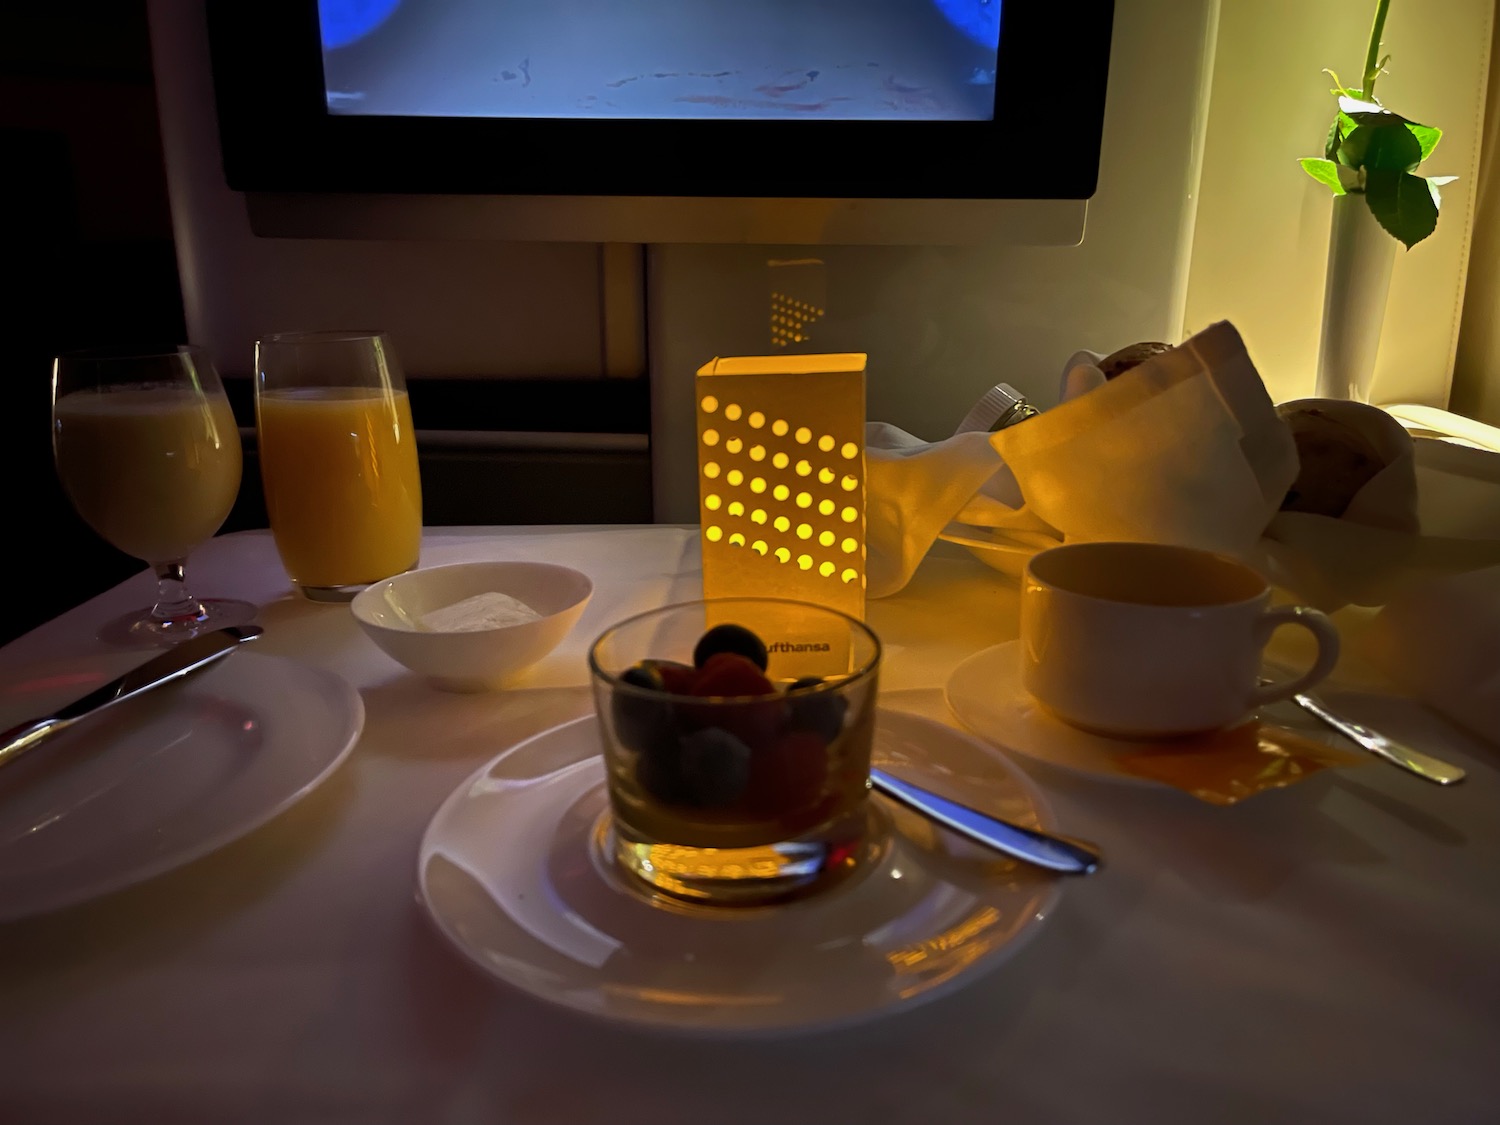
[1362,0,1392,99]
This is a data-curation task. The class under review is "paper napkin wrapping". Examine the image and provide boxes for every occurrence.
[867,320,1500,607]
[866,321,1297,598]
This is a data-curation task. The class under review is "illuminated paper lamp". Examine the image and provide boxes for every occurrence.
[696,354,866,674]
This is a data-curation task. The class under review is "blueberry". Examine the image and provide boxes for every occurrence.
[610,662,678,756]
[636,739,690,805]
[620,662,665,692]
[693,624,769,672]
[678,727,752,808]
[786,677,848,743]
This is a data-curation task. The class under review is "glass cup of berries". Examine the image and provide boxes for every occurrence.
[588,598,882,905]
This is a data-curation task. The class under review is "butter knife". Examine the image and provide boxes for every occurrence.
[870,767,1101,874]
[0,625,263,770]
[1287,688,1466,786]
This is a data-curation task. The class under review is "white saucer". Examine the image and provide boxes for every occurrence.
[417,709,1061,1036]
[945,640,1334,786]
[937,522,1057,580]
[0,651,363,920]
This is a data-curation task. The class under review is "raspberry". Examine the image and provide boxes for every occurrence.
[744,729,829,819]
[690,651,777,698]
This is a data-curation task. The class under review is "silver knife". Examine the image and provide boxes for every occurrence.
[1288,689,1466,786]
[0,625,263,770]
[870,767,1101,874]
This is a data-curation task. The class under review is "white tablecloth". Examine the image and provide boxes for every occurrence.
[2,527,1497,1125]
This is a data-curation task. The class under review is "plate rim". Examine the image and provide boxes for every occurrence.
[0,650,365,921]
[415,707,1063,1037]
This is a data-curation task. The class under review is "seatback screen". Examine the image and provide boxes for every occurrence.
[319,0,1002,121]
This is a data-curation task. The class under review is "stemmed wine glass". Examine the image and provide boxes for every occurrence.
[51,347,258,645]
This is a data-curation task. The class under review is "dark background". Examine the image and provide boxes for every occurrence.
[2,4,183,644]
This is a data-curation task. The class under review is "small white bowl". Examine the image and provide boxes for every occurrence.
[351,561,593,692]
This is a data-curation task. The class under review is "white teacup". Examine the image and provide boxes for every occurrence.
[1020,542,1340,738]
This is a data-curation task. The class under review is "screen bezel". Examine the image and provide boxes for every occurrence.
[208,1,1113,200]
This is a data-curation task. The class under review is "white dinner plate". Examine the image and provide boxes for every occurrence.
[945,640,1335,786]
[0,651,363,920]
[417,709,1062,1037]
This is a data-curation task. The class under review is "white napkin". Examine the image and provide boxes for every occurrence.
[1258,405,1500,608]
[1364,565,1500,747]
[865,321,1296,597]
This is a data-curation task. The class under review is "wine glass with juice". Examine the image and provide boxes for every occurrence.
[51,346,256,644]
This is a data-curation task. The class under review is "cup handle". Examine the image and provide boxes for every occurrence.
[1248,606,1341,707]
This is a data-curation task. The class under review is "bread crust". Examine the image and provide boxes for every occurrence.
[1278,405,1388,518]
[1098,341,1175,380]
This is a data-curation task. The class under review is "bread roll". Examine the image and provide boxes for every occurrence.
[1278,405,1388,518]
[1098,341,1175,380]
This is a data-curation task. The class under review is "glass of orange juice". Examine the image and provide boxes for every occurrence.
[254,331,423,601]
[52,346,256,645]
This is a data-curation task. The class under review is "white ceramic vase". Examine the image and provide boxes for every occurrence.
[1315,193,1397,401]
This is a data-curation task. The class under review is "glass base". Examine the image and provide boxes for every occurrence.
[298,584,367,603]
[296,562,418,602]
[98,598,259,649]
[603,803,882,907]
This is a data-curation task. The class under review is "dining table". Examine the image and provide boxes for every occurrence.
[1,524,1497,1125]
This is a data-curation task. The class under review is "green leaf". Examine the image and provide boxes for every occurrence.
[1340,120,1423,172]
[1365,169,1440,248]
[1428,175,1457,213]
[1408,123,1443,161]
[1338,95,1386,117]
[1340,98,1415,142]
[1301,158,1347,194]
[1325,117,1343,160]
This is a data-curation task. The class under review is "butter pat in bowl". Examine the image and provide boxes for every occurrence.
[351,561,593,691]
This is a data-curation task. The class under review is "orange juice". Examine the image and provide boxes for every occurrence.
[256,387,422,589]
[54,386,242,563]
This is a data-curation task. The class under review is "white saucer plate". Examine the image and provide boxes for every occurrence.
[0,651,363,920]
[945,640,1335,786]
[417,709,1061,1036]
[937,522,1058,580]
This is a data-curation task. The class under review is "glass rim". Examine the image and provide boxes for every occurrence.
[53,344,210,364]
[587,595,882,703]
[257,329,389,346]
[1026,540,1269,609]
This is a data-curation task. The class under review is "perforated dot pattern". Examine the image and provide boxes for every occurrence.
[697,387,866,599]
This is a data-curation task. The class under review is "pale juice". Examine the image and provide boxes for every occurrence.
[54,386,242,563]
[256,387,422,588]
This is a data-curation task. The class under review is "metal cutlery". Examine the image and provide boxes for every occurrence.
[0,625,263,770]
[1268,682,1466,786]
[870,766,1101,874]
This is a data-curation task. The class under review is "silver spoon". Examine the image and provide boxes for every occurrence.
[1264,681,1465,786]
[870,767,1101,874]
